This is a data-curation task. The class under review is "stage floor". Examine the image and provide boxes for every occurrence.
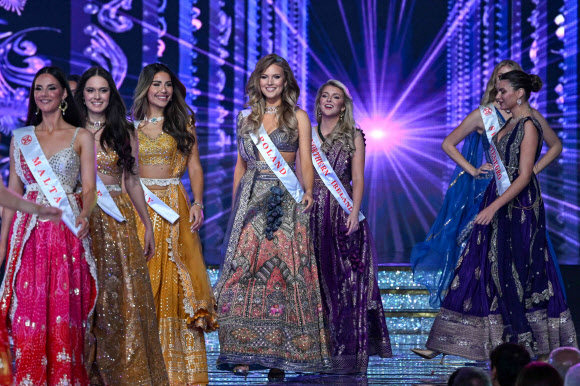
[204,333,487,385]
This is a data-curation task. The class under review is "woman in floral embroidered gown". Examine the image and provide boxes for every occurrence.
[413,71,577,361]
[214,54,330,379]
[75,66,168,385]
[309,80,391,373]
[132,63,217,385]
[0,66,98,385]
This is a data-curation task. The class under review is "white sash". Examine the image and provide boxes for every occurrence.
[133,120,180,224]
[13,126,81,236]
[249,125,304,203]
[480,104,511,195]
[311,127,365,222]
[140,181,180,224]
[95,175,126,222]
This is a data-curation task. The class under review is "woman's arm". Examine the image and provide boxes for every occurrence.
[346,133,366,235]
[0,139,25,264]
[532,109,562,175]
[0,184,61,223]
[442,108,492,177]
[76,129,97,239]
[474,120,539,225]
[296,109,314,211]
[186,123,205,232]
[124,131,155,259]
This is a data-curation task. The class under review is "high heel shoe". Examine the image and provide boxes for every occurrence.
[411,348,448,364]
[233,365,249,379]
[268,368,285,381]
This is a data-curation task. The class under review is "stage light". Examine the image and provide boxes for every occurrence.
[556,26,565,39]
[554,14,565,25]
[358,116,405,153]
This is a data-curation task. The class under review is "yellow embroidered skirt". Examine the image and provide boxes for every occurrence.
[136,183,218,385]
[89,193,168,385]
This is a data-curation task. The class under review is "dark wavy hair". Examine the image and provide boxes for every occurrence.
[499,70,543,101]
[74,66,135,174]
[131,63,195,155]
[26,66,82,127]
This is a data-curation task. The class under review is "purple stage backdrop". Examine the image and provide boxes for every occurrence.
[0,0,578,265]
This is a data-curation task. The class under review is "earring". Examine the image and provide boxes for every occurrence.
[59,100,68,116]
[517,98,522,106]
[317,108,321,117]
[340,110,345,121]
[35,106,39,115]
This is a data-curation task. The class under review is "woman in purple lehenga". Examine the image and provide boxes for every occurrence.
[308,80,391,373]
[414,71,577,362]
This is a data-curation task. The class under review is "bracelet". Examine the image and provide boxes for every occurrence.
[192,202,204,210]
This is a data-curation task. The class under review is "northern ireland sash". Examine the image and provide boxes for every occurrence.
[13,126,81,236]
[311,127,365,222]
[249,125,304,203]
[480,104,511,195]
[96,175,126,222]
[133,120,180,224]
[140,182,180,224]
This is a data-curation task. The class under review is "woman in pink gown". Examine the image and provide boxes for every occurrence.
[0,66,98,385]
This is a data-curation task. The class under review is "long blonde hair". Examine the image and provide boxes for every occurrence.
[480,60,523,105]
[314,80,357,155]
[239,54,300,142]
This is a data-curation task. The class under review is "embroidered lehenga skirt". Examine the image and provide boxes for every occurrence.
[136,181,218,385]
[426,119,577,360]
[215,168,331,372]
[89,191,168,385]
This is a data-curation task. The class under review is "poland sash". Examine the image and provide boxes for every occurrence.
[249,125,304,203]
[133,120,180,224]
[13,126,81,236]
[480,104,511,195]
[311,127,365,222]
[140,182,180,224]
[95,175,125,222]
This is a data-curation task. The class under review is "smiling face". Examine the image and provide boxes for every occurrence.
[34,73,67,114]
[147,71,173,112]
[495,79,524,110]
[260,64,286,104]
[83,75,110,116]
[318,85,345,118]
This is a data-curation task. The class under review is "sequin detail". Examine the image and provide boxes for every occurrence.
[138,130,175,166]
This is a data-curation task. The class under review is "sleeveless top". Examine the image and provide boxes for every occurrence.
[15,127,81,194]
[97,149,123,185]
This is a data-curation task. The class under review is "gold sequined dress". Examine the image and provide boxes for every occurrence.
[88,148,169,385]
[136,124,218,385]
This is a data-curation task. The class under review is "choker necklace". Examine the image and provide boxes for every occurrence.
[265,106,279,115]
[145,116,165,124]
[87,119,105,132]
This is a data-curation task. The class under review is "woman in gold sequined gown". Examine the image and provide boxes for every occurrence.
[75,67,168,385]
[131,63,218,385]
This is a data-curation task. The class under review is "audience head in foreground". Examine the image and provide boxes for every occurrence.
[515,362,563,386]
[490,343,531,386]
[448,367,492,386]
[548,347,580,379]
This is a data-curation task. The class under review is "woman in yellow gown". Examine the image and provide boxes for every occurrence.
[131,63,218,385]
[75,66,168,385]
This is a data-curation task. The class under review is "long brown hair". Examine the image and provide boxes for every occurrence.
[314,80,357,155]
[480,60,523,105]
[131,63,196,155]
[239,54,300,142]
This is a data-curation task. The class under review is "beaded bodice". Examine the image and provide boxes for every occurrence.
[97,149,122,184]
[15,128,81,193]
[138,130,175,166]
[266,127,299,153]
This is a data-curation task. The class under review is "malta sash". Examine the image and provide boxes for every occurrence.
[95,175,126,222]
[479,104,511,195]
[249,125,304,203]
[140,182,180,224]
[13,126,81,236]
[132,120,180,224]
[311,127,365,222]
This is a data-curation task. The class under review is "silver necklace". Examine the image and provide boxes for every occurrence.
[264,106,279,115]
[145,116,165,124]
